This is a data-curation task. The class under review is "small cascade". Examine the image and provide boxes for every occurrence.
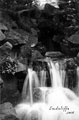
[60,67,66,87]
[40,70,46,87]
[39,87,48,103]
[28,68,33,105]
[57,61,66,87]
[48,60,63,88]
[22,68,40,105]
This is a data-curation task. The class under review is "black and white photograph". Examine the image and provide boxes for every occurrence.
[0,0,79,120]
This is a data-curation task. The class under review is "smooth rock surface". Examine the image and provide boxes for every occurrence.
[0,102,19,120]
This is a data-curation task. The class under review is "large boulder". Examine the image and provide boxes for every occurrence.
[0,102,19,120]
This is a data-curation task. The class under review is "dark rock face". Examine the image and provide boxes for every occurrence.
[15,71,26,93]
[65,59,77,90]
[0,102,19,120]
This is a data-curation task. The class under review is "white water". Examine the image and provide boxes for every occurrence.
[15,59,79,120]
[33,0,59,9]
[48,61,63,87]
[22,68,40,105]
[40,70,46,87]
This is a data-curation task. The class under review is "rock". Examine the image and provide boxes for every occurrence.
[31,28,38,36]
[32,50,43,60]
[77,52,79,59]
[0,23,8,31]
[45,51,64,59]
[0,77,3,86]
[44,3,59,15]
[31,42,47,55]
[67,33,79,44]
[0,102,18,120]
[33,87,48,102]
[0,78,3,103]
[21,45,32,59]
[28,34,38,46]
[33,88,42,102]
[0,42,12,64]
[0,42,13,51]
[0,102,16,115]
[0,30,6,41]
[16,61,26,72]
[0,50,8,64]
[4,29,26,46]
[75,52,79,65]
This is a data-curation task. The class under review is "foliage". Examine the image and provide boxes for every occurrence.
[0,57,17,75]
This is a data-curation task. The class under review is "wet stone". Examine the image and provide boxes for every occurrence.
[0,102,19,120]
[33,88,42,102]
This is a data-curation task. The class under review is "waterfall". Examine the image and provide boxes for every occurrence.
[15,58,79,120]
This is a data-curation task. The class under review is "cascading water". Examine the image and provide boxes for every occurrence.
[22,68,40,104]
[59,62,66,87]
[15,58,79,120]
[48,61,63,87]
[40,69,46,87]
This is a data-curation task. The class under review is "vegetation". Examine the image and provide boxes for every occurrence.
[1,57,17,75]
